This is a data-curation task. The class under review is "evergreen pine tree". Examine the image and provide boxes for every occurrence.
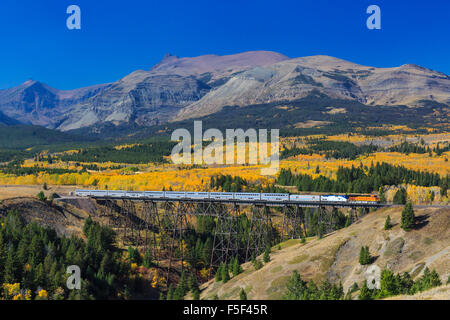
[34,263,46,289]
[173,284,185,300]
[127,246,142,264]
[379,269,397,298]
[143,248,152,268]
[37,191,47,202]
[379,186,386,204]
[178,270,188,296]
[192,287,200,300]
[188,273,199,293]
[283,270,306,300]
[344,290,353,300]
[359,246,371,265]
[263,246,270,263]
[344,217,351,228]
[393,188,407,204]
[401,202,415,231]
[358,281,373,300]
[83,216,93,236]
[384,215,392,230]
[317,223,325,239]
[350,282,359,293]
[429,269,442,288]
[239,288,247,300]
[440,179,448,197]
[0,240,6,284]
[215,264,223,282]
[222,263,230,283]
[4,248,19,283]
[301,235,306,243]
[166,285,174,300]
[231,256,242,277]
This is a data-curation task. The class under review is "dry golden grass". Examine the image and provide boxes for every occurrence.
[199,207,450,300]
[386,284,450,300]
[0,185,76,200]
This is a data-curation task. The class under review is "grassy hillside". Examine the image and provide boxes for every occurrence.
[199,206,450,300]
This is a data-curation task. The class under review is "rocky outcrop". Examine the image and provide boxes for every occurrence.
[174,56,450,121]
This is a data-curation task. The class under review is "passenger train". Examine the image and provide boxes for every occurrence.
[74,190,379,204]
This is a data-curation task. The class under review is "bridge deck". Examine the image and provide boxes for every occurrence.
[84,196,387,208]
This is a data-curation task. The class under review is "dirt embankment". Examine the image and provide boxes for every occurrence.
[0,185,75,200]
[0,184,114,237]
[199,206,450,300]
[0,196,95,237]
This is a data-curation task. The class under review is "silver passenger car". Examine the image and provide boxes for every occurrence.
[75,189,91,197]
[186,192,210,200]
[164,191,186,199]
[108,190,127,198]
[233,193,261,201]
[210,192,234,200]
[125,191,145,198]
[289,194,321,202]
[261,193,289,202]
[89,190,108,198]
[144,191,165,199]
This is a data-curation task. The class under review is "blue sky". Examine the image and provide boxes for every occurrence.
[0,0,449,90]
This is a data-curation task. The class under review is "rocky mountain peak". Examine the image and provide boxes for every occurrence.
[161,52,179,61]
[22,79,37,86]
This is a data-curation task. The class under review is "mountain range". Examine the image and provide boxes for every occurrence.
[1,51,449,133]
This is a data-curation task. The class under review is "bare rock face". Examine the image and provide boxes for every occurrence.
[57,73,211,131]
[1,51,449,131]
[174,56,450,121]
[56,51,290,131]
[0,80,109,128]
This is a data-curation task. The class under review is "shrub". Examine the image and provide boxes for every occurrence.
[37,191,46,202]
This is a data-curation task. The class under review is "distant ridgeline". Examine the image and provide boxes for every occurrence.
[58,141,176,164]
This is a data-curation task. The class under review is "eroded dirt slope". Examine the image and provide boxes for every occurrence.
[0,196,91,237]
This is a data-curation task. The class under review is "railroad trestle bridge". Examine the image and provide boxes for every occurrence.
[89,196,384,281]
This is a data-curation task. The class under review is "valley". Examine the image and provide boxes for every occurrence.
[0,51,448,302]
